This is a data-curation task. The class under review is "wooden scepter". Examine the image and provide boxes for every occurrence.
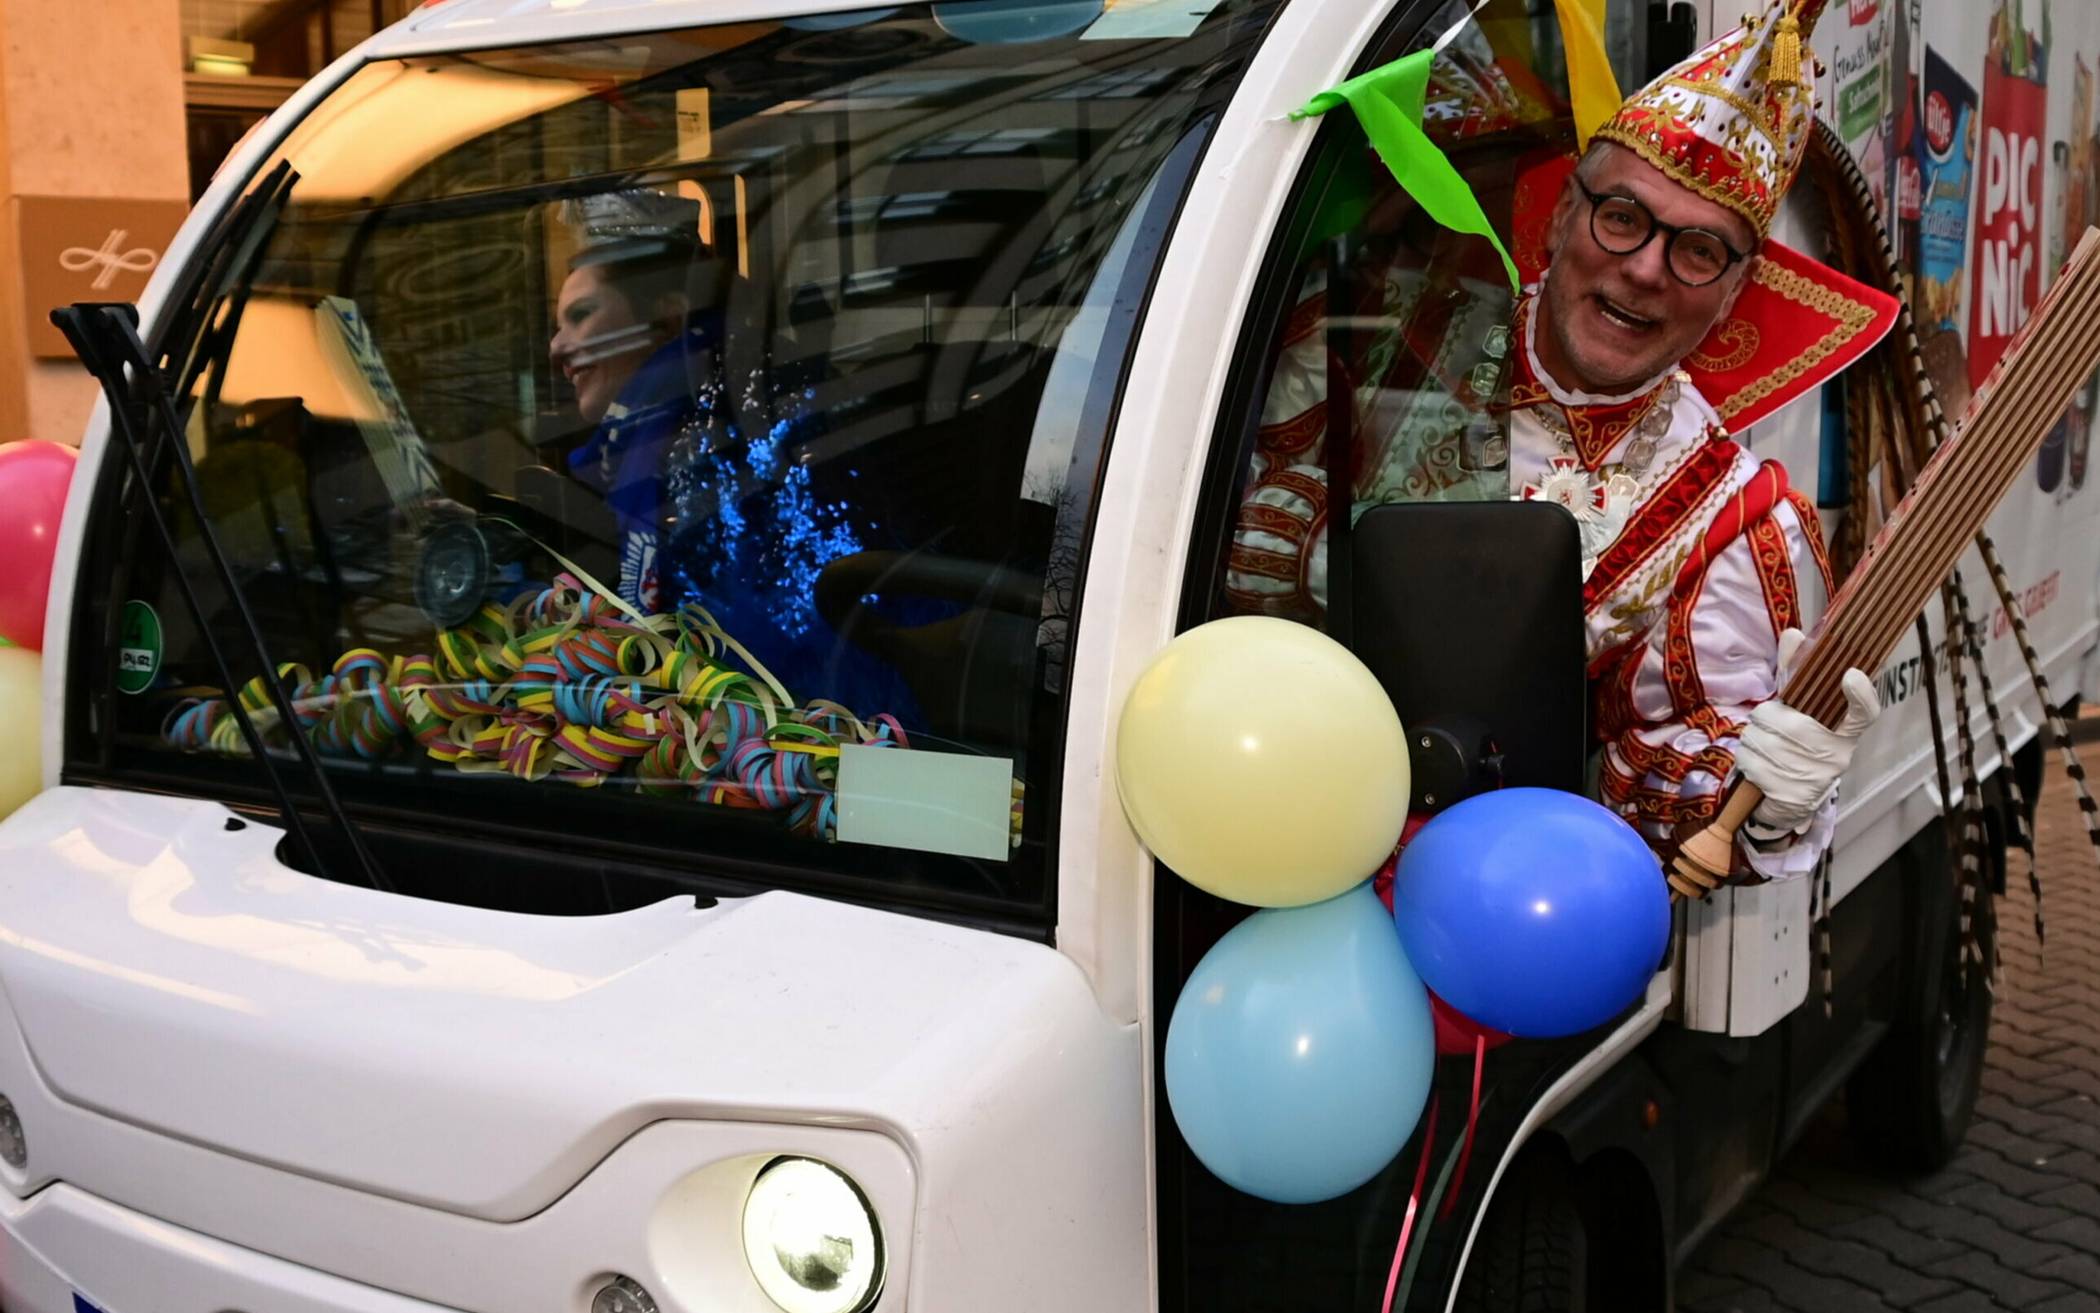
[1668,225,2100,899]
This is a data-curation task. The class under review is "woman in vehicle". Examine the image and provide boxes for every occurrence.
[550,189,720,616]
[550,187,918,723]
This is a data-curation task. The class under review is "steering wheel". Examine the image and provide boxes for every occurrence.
[815,549,1043,637]
[815,550,1045,757]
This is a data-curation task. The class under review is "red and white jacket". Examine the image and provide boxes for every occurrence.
[1509,292,1837,879]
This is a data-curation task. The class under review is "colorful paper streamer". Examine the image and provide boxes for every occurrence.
[160,571,1024,847]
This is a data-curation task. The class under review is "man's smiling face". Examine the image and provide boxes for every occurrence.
[1538,142,1758,395]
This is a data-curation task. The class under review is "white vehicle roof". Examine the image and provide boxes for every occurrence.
[379,0,1096,55]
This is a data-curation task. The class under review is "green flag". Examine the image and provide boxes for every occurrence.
[1290,48,1521,295]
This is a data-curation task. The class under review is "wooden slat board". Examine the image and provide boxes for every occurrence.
[1787,226,2100,725]
[1670,226,2100,900]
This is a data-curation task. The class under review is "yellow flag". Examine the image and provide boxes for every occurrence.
[1554,0,1621,147]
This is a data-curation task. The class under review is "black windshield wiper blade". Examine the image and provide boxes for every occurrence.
[53,175,396,896]
[154,159,297,432]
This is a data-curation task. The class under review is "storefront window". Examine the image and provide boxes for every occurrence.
[183,0,421,198]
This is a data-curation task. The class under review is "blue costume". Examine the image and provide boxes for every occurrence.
[566,323,920,723]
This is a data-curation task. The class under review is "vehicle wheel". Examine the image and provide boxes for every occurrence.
[1846,825,1995,1173]
[1453,1151,1587,1313]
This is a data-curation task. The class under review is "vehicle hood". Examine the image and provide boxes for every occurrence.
[0,787,1096,1220]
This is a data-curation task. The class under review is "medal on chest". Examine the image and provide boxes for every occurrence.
[1523,456,1643,573]
[1520,420,1663,579]
[1518,384,1674,577]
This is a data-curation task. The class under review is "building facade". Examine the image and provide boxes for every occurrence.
[0,1,413,447]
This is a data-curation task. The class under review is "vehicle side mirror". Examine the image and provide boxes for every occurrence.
[1348,500,1588,812]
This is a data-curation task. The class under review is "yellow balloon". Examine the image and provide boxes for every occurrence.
[1116,616,1410,907]
[0,646,41,823]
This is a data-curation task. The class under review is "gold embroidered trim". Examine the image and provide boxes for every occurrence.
[1688,318,1761,372]
[1508,379,1553,408]
[1784,488,1836,600]
[1590,120,1773,236]
[1706,258,1879,422]
[1582,438,1741,622]
[1661,75,1784,142]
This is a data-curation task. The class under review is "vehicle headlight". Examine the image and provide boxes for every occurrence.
[741,1156,885,1313]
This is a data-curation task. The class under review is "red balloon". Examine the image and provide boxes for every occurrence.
[1374,811,1513,1056]
[0,442,78,650]
[1430,990,1513,1057]
[1372,813,1432,913]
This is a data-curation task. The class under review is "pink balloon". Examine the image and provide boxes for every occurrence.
[0,442,78,650]
[1430,990,1513,1057]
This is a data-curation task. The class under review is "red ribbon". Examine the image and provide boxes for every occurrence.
[1380,1035,1492,1313]
[1441,1033,1487,1219]
[1380,1095,1440,1313]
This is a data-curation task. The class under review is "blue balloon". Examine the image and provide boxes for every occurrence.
[1165,882,1435,1204]
[1393,788,1669,1039]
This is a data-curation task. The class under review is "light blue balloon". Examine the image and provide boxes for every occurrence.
[1165,882,1435,1204]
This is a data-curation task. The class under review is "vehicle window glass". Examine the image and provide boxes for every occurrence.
[1159,3,1583,1308]
[1206,0,1572,632]
[69,0,1283,925]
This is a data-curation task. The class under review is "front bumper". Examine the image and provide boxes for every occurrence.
[0,1100,916,1313]
[0,1181,448,1313]
[0,789,1144,1312]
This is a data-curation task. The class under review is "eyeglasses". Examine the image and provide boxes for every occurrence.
[1574,182,1751,288]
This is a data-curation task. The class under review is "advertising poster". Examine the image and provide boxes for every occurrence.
[2042,55,2094,497]
[1848,0,2100,805]
[1825,0,1896,218]
[1916,44,1979,410]
[1969,0,2048,393]
[2049,55,2092,281]
[1890,0,1920,277]
[2075,38,2098,495]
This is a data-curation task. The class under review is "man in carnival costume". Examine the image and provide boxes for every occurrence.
[1234,0,1894,886]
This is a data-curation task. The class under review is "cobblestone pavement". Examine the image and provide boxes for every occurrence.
[1677,762,2100,1313]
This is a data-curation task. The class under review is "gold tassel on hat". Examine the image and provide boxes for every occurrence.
[1769,12,1803,90]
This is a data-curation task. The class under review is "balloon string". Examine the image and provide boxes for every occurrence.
[1381,1094,1440,1313]
[1441,1034,1487,1219]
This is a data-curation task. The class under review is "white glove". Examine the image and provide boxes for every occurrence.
[1733,628,1881,838]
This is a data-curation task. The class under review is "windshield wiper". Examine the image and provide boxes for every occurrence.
[53,166,396,896]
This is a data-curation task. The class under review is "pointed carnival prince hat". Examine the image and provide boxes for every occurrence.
[1593,0,1829,239]
[1515,0,1899,432]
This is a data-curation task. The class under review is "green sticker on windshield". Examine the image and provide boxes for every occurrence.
[116,600,162,695]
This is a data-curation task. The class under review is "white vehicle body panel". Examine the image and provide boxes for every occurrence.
[0,786,1141,1310]
[0,787,1122,1223]
[0,1059,920,1313]
[1052,0,1392,1019]
[3,1184,449,1313]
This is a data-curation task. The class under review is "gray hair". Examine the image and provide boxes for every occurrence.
[1572,140,1613,186]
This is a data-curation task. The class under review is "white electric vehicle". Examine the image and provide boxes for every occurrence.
[7,0,2093,1310]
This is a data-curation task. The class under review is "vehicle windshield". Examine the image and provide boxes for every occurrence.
[66,0,1281,925]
